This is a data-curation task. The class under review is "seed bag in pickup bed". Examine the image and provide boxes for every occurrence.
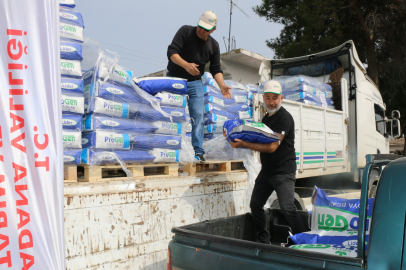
[223,120,280,144]
[60,22,83,43]
[284,91,333,107]
[82,131,131,149]
[62,114,83,130]
[60,41,83,61]
[155,92,187,107]
[132,135,182,150]
[290,244,357,258]
[62,95,84,114]
[88,80,148,105]
[311,187,374,232]
[136,105,187,122]
[290,230,369,250]
[152,121,182,135]
[61,59,82,78]
[61,77,84,96]
[134,77,187,95]
[60,7,84,28]
[149,148,180,163]
[87,97,130,118]
[63,130,82,149]
[81,149,154,165]
[84,114,157,133]
[64,149,81,165]
[283,84,333,99]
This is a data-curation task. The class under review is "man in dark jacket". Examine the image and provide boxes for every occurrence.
[167,11,231,162]
[229,80,306,243]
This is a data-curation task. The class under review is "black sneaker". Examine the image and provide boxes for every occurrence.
[194,154,206,163]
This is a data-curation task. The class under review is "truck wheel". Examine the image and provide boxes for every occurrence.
[267,192,306,211]
[368,169,379,198]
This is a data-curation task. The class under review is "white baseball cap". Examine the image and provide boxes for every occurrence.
[263,80,282,95]
[197,11,218,31]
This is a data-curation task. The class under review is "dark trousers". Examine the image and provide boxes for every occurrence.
[250,170,306,243]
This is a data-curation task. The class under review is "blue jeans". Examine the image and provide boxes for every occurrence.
[187,80,205,155]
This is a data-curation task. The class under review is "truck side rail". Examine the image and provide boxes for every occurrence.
[172,224,363,266]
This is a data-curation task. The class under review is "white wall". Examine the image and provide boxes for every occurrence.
[64,172,249,269]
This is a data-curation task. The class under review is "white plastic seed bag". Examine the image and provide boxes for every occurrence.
[60,59,82,78]
[62,130,82,149]
[62,95,84,114]
[290,244,357,257]
[60,22,83,42]
[150,148,179,163]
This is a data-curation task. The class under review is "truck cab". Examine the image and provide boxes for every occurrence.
[257,40,401,182]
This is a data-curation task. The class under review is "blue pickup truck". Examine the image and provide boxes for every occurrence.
[168,154,406,270]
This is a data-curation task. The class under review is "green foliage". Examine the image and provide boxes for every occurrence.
[254,0,406,134]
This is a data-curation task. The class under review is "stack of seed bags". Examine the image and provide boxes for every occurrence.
[260,75,334,109]
[133,76,194,163]
[289,187,374,256]
[202,72,253,141]
[81,51,194,166]
[59,2,85,166]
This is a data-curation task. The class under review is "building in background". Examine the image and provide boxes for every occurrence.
[141,48,270,85]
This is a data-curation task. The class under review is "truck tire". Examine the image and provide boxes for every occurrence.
[368,169,380,198]
[267,192,306,211]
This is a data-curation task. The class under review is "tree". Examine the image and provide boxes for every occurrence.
[254,0,406,134]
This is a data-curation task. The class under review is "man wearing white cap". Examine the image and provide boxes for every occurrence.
[229,80,306,243]
[167,11,231,162]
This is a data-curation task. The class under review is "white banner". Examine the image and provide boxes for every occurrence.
[0,1,64,269]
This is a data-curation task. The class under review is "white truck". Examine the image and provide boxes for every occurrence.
[254,40,401,200]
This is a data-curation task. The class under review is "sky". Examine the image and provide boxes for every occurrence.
[74,0,283,77]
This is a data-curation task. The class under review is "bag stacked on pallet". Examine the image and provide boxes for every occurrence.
[201,72,254,142]
[81,51,194,166]
[60,1,84,166]
[260,75,335,109]
[289,187,374,256]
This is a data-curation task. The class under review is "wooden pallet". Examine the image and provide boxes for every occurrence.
[78,162,179,182]
[64,165,78,182]
[182,160,246,176]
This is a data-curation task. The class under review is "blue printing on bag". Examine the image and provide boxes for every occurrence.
[86,68,133,87]
[204,112,234,125]
[60,41,83,61]
[136,78,188,95]
[136,105,187,122]
[81,149,155,165]
[90,81,149,105]
[87,98,130,118]
[132,135,182,150]
[64,149,81,165]
[82,132,131,149]
[204,104,237,119]
[62,114,83,130]
[61,77,84,96]
[223,119,279,144]
[84,114,158,133]
[225,104,250,113]
[60,8,84,28]
[290,232,369,250]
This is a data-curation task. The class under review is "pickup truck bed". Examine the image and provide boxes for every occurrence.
[170,210,363,270]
